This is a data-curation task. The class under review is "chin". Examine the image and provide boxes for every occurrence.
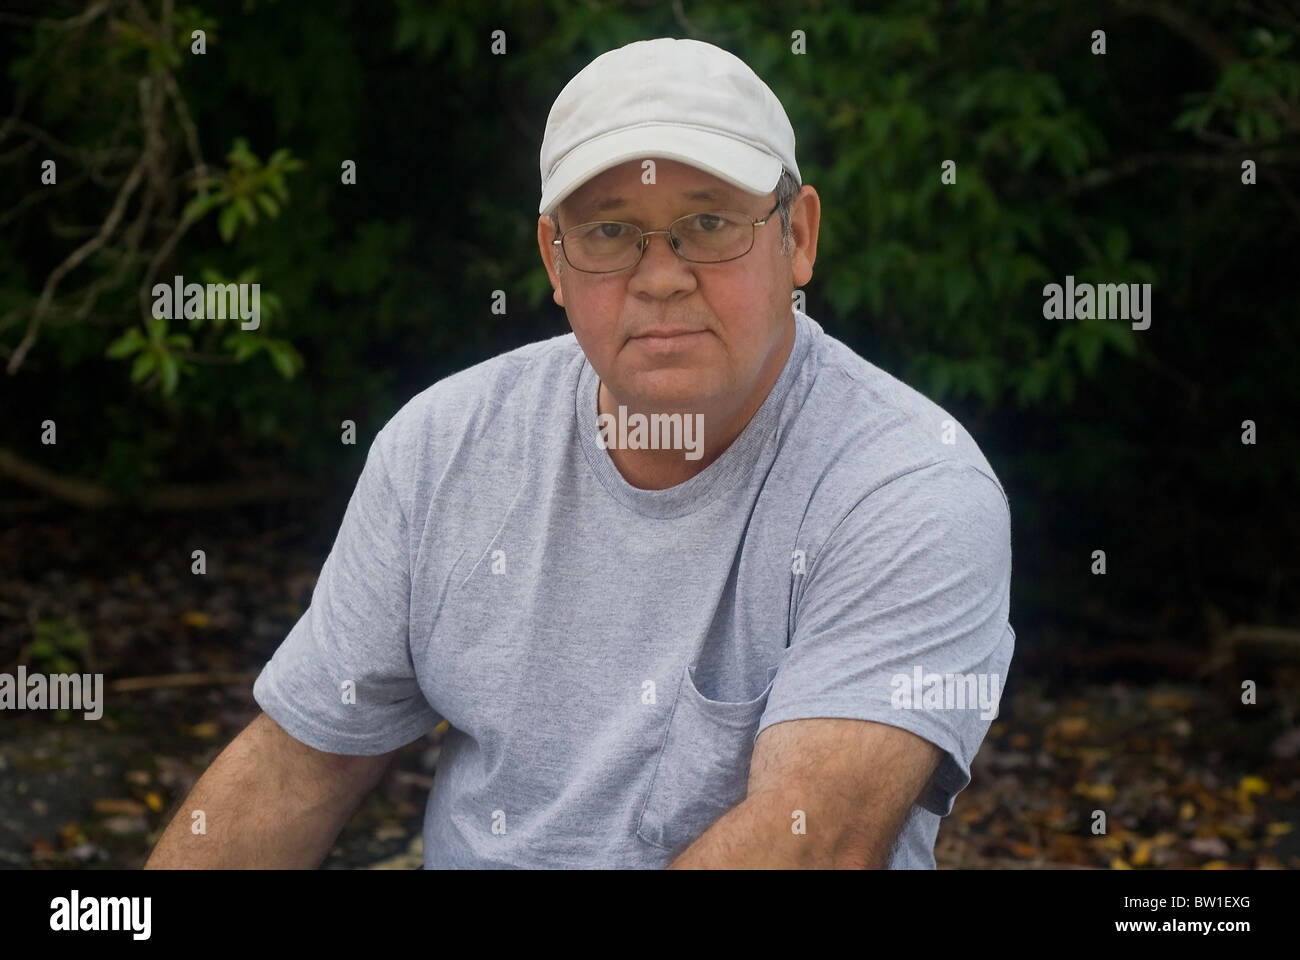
[619,368,725,412]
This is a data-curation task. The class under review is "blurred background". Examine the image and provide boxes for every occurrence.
[1,0,1297,869]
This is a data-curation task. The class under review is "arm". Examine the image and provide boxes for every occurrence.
[669,463,1013,868]
[667,716,941,868]
[144,711,398,869]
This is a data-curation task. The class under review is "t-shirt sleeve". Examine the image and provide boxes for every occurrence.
[756,460,1014,817]
[252,428,442,755]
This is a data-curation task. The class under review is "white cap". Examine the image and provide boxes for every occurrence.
[538,38,800,218]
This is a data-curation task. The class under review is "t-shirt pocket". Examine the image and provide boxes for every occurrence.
[635,661,778,856]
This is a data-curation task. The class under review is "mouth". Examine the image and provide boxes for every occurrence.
[629,328,709,352]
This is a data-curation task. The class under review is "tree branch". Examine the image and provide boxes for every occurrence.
[6,145,147,374]
[0,446,322,510]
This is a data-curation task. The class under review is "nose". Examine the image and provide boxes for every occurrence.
[627,229,694,298]
[636,230,682,267]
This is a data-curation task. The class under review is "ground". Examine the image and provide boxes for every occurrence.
[2,503,1296,869]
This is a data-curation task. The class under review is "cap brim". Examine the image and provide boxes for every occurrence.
[539,124,784,217]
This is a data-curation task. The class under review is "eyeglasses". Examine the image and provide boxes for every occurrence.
[552,199,782,274]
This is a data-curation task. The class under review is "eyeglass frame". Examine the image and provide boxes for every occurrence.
[551,198,784,274]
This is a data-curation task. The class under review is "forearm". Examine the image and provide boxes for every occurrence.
[667,788,880,869]
[145,721,371,869]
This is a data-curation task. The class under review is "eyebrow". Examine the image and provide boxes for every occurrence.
[577,188,734,219]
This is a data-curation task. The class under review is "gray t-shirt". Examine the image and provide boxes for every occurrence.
[253,308,1014,868]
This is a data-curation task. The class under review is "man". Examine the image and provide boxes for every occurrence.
[147,37,1013,870]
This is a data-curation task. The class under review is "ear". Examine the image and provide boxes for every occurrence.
[537,214,566,308]
[788,185,820,288]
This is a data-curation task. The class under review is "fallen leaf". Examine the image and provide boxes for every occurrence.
[93,797,147,816]
[101,815,148,835]
[1073,781,1116,802]
[59,822,88,848]
[1056,716,1090,740]
[1238,775,1268,797]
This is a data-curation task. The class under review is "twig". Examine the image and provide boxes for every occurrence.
[0,446,322,510]
[47,0,113,32]
[139,209,200,325]
[6,152,147,374]
[108,671,258,693]
[1117,0,1238,70]
[160,70,209,190]
[7,70,168,374]
[1063,151,1298,198]
[0,169,88,232]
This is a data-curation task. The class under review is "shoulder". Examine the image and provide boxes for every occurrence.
[373,329,582,461]
[790,317,1011,545]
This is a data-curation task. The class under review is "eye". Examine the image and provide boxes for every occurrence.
[598,222,631,239]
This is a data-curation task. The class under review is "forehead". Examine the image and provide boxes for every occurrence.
[563,159,748,220]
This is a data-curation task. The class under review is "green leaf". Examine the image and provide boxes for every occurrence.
[105,329,146,358]
[28,639,56,658]
[223,333,261,362]
[158,352,179,394]
[1100,319,1138,357]
[256,193,280,217]
[1103,227,1130,264]
[218,203,240,242]
[1173,102,1213,131]
[264,339,298,379]
[130,351,157,383]
[182,193,217,221]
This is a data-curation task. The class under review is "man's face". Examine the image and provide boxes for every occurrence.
[537,158,817,417]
